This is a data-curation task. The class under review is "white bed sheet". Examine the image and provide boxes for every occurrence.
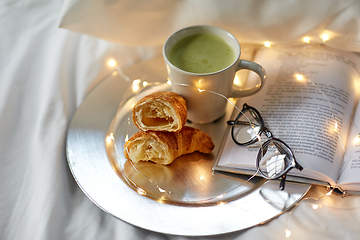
[1,0,360,239]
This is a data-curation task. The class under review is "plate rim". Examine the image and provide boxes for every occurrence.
[66,65,311,236]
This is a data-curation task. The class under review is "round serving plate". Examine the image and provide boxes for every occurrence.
[66,55,311,236]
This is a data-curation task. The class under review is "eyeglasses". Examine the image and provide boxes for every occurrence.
[227,103,303,190]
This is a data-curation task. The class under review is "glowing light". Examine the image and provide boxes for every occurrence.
[167,78,172,85]
[142,81,148,87]
[132,79,141,85]
[132,84,139,91]
[295,74,304,81]
[285,229,291,238]
[312,204,319,210]
[216,194,224,199]
[218,202,225,206]
[333,121,338,132]
[321,34,329,42]
[158,187,166,193]
[108,59,116,67]
[132,79,141,91]
[194,78,205,89]
[137,188,146,195]
[106,133,114,144]
[112,71,118,76]
[355,135,360,144]
[199,175,205,180]
[303,37,310,43]
[125,134,129,142]
[264,41,271,47]
[326,189,333,196]
[197,88,205,92]
[157,196,166,204]
[233,75,241,86]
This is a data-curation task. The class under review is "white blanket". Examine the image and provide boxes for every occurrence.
[2,0,360,239]
[58,0,360,52]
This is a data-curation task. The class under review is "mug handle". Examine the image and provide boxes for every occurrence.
[229,59,266,98]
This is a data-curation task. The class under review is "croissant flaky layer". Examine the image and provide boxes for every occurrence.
[124,126,215,165]
[133,91,187,132]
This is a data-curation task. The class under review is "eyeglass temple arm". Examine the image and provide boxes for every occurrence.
[226,120,261,127]
[295,161,303,171]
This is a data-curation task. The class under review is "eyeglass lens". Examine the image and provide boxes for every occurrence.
[257,139,295,179]
[232,108,262,145]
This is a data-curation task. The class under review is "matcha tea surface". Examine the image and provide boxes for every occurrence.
[169,34,235,74]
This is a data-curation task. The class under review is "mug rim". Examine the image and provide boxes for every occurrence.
[163,25,241,76]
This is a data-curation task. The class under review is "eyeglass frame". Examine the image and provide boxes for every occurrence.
[227,103,303,190]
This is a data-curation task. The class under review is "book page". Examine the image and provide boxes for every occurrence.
[217,45,360,185]
[337,99,360,190]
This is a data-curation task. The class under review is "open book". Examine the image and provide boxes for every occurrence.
[213,44,360,194]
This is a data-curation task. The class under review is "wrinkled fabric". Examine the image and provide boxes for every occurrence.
[2,0,360,239]
[0,0,158,239]
[58,0,360,51]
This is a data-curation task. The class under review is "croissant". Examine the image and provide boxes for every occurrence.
[124,126,215,165]
[133,91,187,132]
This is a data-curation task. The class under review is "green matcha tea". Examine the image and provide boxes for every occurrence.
[169,33,236,74]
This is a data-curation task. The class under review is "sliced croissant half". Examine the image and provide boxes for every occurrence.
[124,126,215,165]
[133,91,187,132]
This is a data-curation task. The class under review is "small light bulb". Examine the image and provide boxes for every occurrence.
[326,189,333,196]
[321,34,329,42]
[108,59,116,67]
[264,41,271,47]
[303,37,310,43]
[132,84,139,91]
[285,229,291,238]
[355,135,360,144]
[132,79,141,85]
[295,74,304,81]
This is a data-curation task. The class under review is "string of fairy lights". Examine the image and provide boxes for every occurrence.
[105,33,360,238]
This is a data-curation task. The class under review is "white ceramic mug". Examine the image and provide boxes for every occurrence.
[163,25,266,124]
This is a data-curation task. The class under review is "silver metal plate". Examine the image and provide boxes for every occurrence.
[66,56,311,236]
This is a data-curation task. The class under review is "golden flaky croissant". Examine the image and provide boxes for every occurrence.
[133,91,187,132]
[124,126,215,165]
